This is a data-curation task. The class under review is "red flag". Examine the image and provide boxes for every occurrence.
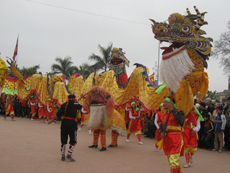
[149,72,155,85]
[12,36,19,61]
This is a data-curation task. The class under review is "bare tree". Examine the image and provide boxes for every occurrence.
[213,21,230,75]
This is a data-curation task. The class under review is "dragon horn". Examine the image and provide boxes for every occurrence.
[194,6,200,14]
[149,19,156,25]
[186,8,191,15]
[194,6,208,30]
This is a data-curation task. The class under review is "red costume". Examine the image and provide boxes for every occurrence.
[126,107,142,144]
[47,101,55,121]
[154,110,167,150]
[38,101,46,122]
[160,109,184,173]
[183,107,200,167]
[30,99,37,120]
[4,96,15,120]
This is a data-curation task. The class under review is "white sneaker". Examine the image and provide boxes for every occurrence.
[183,163,191,168]
[78,127,82,131]
[38,121,41,123]
[88,130,91,135]
[31,119,33,121]
[190,156,193,163]
[154,148,159,152]
[219,150,222,153]
[52,122,55,125]
[126,139,130,143]
[138,142,143,145]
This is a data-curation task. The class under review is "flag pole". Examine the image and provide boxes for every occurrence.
[15,34,19,65]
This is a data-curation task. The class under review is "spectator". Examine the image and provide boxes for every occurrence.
[224,97,230,151]
[205,98,214,115]
[21,99,28,117]
[201,114,214,150]
[223,97,230,115]
[14,96,21,117]
[213,106,226,153]
[211,101,221,123]
[197,102,208,148]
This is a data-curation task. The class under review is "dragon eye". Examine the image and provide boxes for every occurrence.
[182,26,190,32]
[164,28,168,32]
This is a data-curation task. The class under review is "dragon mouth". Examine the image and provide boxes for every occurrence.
[161,42,186,59]
[111,58,124,67]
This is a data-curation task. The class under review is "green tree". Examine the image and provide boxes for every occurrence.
[88,43,113,72]
[78,63,92,78]
[20,65,40,77]
[8,63,40,77]
[51,56,73,79]
[213,21,230,75]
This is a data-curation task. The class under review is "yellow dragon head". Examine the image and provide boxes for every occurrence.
[150,6,212,69]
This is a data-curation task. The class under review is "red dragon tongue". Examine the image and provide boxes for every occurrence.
[161,46,173,54]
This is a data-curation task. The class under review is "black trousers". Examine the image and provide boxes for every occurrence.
[61,129,77,146]
[224,127,230,149]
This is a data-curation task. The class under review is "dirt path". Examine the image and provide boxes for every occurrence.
[0,117,229,173]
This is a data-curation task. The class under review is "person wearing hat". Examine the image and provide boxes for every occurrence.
[126,101,143,145]
[57,94,82,162]
[183,106,203,168]
[4,95,15,121]
[46,98,55,124]
[159,97,184,173]
[30,96,37,120]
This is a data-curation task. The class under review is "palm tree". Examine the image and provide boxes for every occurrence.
[78,63,92,78]
[51,56,73,79]
[68,66,79,76]
[88,43,113,72]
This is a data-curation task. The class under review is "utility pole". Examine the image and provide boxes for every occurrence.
[157,41,160,82]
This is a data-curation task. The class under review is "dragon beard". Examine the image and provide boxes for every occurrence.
[87,105,111,130]
[159,49,194,93]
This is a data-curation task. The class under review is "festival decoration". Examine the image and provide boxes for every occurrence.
[150,6,212,115]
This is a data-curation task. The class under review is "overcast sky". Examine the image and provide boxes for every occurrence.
[0,0,229,92]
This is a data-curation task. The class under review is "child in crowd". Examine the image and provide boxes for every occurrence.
[201,114,214,150]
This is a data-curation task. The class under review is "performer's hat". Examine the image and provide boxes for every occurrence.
[68,94,76,99]
[131,101,136,105]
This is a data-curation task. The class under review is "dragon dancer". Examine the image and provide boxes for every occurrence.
[4,95,15,121]
[183,107,203,168]
[57,94,82,162]
[30,96,37,120]
[38,100,46,122]
[154,103,166,152]
[47,98,55,124]
[126,101,143,145]
[159,98,184,173]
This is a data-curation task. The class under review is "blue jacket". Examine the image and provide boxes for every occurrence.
[215,113,226,132]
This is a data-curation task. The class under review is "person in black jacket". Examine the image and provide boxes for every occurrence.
[201,114,214,150]
[57,94,82,162]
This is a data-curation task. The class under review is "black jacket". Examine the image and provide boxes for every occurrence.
[57,100,82,130]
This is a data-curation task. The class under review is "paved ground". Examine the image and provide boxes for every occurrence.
[0,116,230,173]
